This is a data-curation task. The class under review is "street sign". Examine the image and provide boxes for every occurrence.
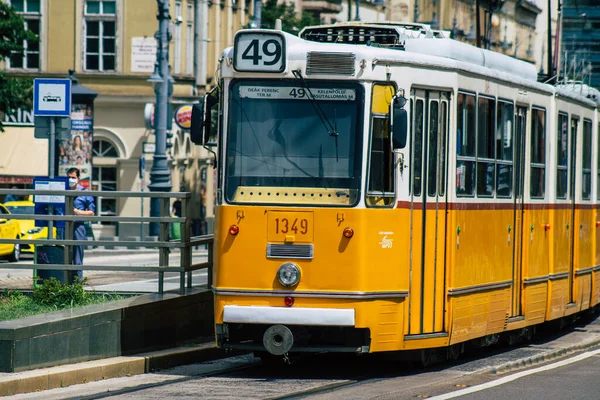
[33,79,72,117]
[33,176,68,229]
[139,156,146,179]
[142,142,156,154]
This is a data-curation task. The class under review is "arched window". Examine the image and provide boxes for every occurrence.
[92,138,119,224]
[93,139,119,157]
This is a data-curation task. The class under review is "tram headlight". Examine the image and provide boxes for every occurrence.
[277,262,301,287]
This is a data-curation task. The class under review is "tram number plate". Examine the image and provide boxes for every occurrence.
[267,212,314,242]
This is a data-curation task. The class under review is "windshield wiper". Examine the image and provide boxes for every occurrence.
[292,70,339,160]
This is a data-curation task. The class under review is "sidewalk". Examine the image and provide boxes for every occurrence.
[1,314,599,397]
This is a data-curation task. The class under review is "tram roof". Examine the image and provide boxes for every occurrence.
[224,23,599,109]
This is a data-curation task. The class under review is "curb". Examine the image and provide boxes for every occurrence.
[0,341,245,397]
[487,336,600,375]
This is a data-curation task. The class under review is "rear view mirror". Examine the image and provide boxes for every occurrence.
[190,98,206,145]
[391,96,407,149]
[190,93,219,145]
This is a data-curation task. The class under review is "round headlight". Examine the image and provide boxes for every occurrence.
[277,262,301,287]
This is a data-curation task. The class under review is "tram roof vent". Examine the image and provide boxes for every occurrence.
[300,22,437,49]
[306,51,356,76]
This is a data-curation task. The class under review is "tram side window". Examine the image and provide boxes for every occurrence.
[412,99,424,196]
[427,101,439,197]
[556,113,569,199]
[496,101,514,197]
[456,93,476,196]
[582,120,592,200]
[598,123,600,201]
[439,102,448,196]
[530,108,546,199]
[367,84,395,206]
[477,97,496,197]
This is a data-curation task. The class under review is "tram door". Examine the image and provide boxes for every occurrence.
[408,89,449,335]
[511,106,527,317]
[568,118,578,304]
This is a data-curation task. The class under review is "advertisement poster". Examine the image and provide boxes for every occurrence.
[58,103,93,188]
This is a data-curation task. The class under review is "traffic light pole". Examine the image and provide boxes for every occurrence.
[148,0,173,237]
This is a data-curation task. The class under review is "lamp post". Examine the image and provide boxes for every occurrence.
[148,0,173,237]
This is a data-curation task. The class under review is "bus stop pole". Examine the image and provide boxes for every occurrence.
[47,116,55,239]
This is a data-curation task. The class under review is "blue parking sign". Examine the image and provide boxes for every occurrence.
[33,79,72,117]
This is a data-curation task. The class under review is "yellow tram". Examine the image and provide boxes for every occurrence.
[191,22,600,362]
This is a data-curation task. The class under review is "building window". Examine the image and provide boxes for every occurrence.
[93,138,118,157]
[530,108,546,199]
[92,166,117,224]
[92,138,119,225]
[186,3,194,75]
[84,0,116,71]
[8,0,41,70]
[174,1,182,75]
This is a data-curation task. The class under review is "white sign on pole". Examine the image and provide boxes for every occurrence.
[33,79,72,117]
[131,37,157,73]
[34,180,66,204]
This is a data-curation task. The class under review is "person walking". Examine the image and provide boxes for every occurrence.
[67,167,95,283]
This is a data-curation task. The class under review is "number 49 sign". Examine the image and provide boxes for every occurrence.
[234,32,286,73]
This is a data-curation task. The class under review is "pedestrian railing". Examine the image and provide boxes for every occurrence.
[0,189,213,294]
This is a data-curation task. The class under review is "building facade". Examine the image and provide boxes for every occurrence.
[561,0,600,89]
[322,0,546,67]
[1,0,250,238]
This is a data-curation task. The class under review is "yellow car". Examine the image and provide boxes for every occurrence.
[0,203,21,262]
[4,201,55,256]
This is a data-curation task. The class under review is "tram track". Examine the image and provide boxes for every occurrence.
[73,356,261,400]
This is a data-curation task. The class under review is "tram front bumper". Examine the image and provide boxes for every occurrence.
[223,305,355,326]
[218,305,370,354]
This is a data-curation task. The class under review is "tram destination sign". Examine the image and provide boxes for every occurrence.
[239,86,356,101]
[234,32,286,73]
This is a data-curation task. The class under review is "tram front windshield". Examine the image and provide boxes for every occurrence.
[225,80,363,205]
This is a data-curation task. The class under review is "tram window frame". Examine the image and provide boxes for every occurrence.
[556,112,569,199]
[597,122,600,201]
[366,83,396,207]
[456,92,476,197]
[582,119,592,201]
[530,107,546,199]
[427,100,439,197]
[439,101,448,197]
[411,98,425,197]
[496,100,514,198]
[476,96,496,197]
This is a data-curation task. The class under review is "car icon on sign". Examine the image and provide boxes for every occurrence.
[43,93,61,102]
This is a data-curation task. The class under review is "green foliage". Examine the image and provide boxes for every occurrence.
[0,3,38,132]
[32,277,90,308]
[248,0,321,35]
[0,279,126,322]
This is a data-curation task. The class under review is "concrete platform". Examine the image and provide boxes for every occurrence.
[0,341,238,396]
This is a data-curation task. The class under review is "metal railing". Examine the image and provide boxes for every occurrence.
[0,189,213,294]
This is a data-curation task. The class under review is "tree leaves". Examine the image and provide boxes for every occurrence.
[0,3,38,132]
[249,0,321,35]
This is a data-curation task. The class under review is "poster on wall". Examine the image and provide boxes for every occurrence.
[58,103,93,188]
